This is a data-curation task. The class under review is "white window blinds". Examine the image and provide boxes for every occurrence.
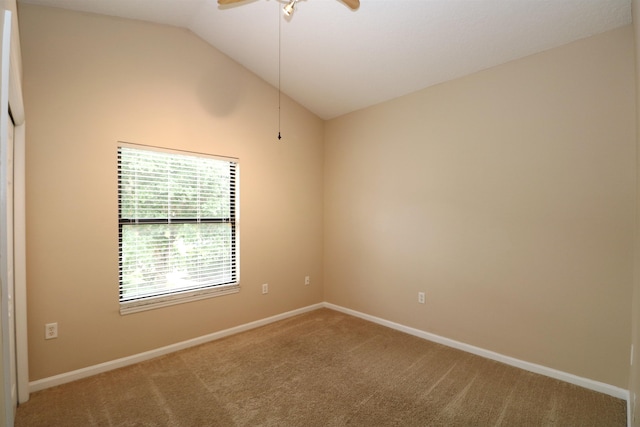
[118,145,238,312]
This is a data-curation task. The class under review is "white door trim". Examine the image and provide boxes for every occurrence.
[2,0,27,405]
[0,9,15,425]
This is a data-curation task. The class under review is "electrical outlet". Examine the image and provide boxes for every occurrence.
[262,283,269,294]
[45,322,58,340]
[305,276,310,285]
[418,292,425,304]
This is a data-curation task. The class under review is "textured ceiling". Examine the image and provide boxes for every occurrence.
[17,0,632,119]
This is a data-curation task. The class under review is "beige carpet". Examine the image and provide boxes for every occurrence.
[16,308,626,426]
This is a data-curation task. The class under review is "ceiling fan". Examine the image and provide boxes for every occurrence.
[218,0,361,13]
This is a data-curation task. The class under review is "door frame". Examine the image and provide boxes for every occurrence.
[1,3,28,414]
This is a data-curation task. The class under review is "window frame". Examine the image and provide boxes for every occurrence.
[117,142,239,315]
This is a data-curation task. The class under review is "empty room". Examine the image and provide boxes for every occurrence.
[0,0,639,425]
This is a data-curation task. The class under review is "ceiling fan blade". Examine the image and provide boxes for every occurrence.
[218,0,247,5]
[341,0,360,10]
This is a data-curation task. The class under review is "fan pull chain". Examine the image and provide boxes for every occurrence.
[277,1,282,141]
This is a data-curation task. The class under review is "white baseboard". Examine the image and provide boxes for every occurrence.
[323,302,629,401]
[29,303,324,393]
[30,301,629,405]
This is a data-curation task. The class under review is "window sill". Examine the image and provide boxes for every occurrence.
[119,284,240,315]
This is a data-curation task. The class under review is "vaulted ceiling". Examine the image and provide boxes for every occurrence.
[17,0,632,119]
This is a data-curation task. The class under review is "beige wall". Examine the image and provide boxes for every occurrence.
[631,0,640,424]
[19,4,324,381]
[324,26,636,388]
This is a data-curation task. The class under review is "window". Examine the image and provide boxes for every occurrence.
[117,144,238,314]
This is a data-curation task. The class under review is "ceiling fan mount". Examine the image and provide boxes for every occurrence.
[218,0,361,13]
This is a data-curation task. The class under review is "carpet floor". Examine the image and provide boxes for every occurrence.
[15,308,626,426]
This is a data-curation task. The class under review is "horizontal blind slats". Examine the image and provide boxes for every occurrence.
[118,146,238,303]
